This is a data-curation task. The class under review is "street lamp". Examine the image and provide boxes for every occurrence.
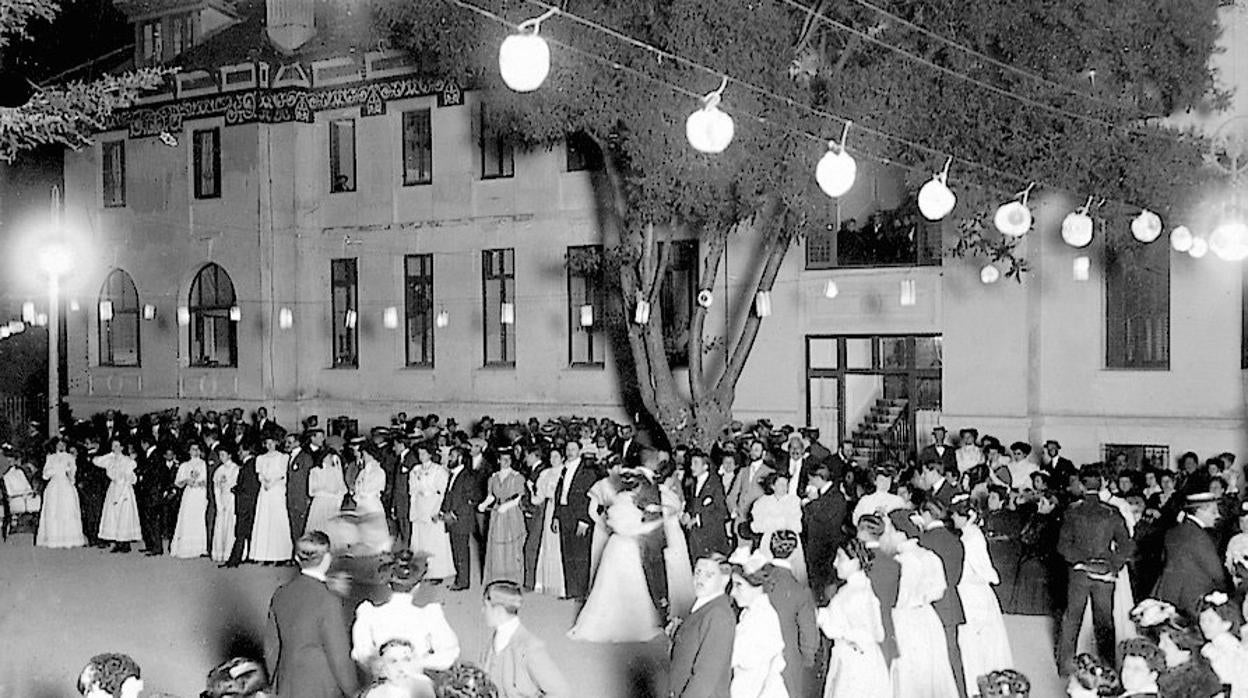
[37,238,73,437]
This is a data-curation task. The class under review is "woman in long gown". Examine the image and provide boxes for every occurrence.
[950,497,1014,696]
[409,444,456,582]
[36,438,86,548]
[567,487,664,643]
[354,449,387,516]
[480,452,526,584]
[251,444,293,563]
[818,542,891,698]
[93,438,141,552]
[658,464,694,619]
[533,448,565,597]
[730,562,789,698]
[588,456,625,581]
[751,472,807,585]
[888,514,960,698]
[211,448,240,562]
[169,443,209,558]
[307,444,348,536]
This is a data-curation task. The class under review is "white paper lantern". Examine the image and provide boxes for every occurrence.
[696,290,714,308]
[278,307,294,330]
[143,304,156,321]
[1209,221,1248,262]
[823,280,839,299]
[918,174,956,221]
[1170,226,1193,252]
[1131,209,1163,243]
[1061,211,1094,248]
[1189,236,1209,258]
[435,310,450,328]
[994,200,1032,237]
[980,264,1001,284]
[177,306,191,326]
[1073,256,1090,281]
[633,300,651,325]
[9,321,24,334]
[899,279,917,307]
[816,148,857,198]
[69,299,80,312]
[34,313,48,327]
[754,291,772,318]
[98,300,114,322]
[500,302,515,325]
[229,305,242,322]
[21,301,35,324]
[579,304,594,327]
[498,33,551,93]
[686,102,734,154]
[383,306,400,330]
[0,327,10,339]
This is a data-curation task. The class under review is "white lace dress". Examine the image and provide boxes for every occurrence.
[36,452,85,548]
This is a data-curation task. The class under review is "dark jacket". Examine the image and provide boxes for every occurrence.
[264,573,358,698]
[1057,495,1135,574]
[667,594,735,698]
[135,447,171,504]
[442,465,483,534]
[482,622,568,698]
[686,473,730,559]
[919,523,966,627]
[233,456,262,528]
[918,443,959,473]
[766,564,819,698]
[389,448,417,517]
[1152,517,1228,616]
[553,459,598,528]
[287,446,317,514]
[801,486,848,596]
[865,547,901,664]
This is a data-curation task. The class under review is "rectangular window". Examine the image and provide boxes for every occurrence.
[192,128,220,199]
[659,240,698,368]
[170,13,193,55]
[805,201,942,269]
[482,248,516,366]
[402,109,433,185]
[567,245,606,366]
[102,141,126,207]
[404,254,435,367]
[479,106,515,179]
[331,258,358,368]
[329,119,357,193]
[141,20,162,64]
[565,132,601,172]
[1106,240,1170,369]
[1102,444,1171,472]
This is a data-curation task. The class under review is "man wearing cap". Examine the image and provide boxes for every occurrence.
[919,426,958,475]
[1152,491,1230,616]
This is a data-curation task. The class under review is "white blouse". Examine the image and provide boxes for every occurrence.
[351,593,460,672]
[731,594,788,698]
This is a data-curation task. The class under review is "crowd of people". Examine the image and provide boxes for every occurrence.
[7,406,1248,697]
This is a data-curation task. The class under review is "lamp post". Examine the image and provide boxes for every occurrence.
[39,191,73,438]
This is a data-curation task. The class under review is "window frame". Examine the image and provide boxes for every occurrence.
[102,140,126,208]
[481,248,516,366]
[1105,238,1170,370]
[567,245,606,367]
[169,12,193,56]
[331,258,359,368]
[565,132,601,173]
[188,263,238,368]
[140,19,162,64]
[401,108,433,186]
[328,118,357,193]
[192,127,221,199]
[404,254,435,368]
[98,269,141,367]
[478,105,515,180]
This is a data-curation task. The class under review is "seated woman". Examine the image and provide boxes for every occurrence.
[351,550,460,680]
[77,653,143,698]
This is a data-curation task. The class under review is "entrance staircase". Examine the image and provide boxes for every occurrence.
[850,398,912,467]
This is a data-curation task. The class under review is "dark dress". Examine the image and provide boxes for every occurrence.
[1158,656,1222,698]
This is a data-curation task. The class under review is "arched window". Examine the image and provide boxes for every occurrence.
[188,263,237,367]
[98,269,140,366]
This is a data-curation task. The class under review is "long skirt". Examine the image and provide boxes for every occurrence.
[664,515,695,619]
[99,482,141,542]
[891,605,960,698]
[568,532,662,643]
[211,494,236,562]
[37,474,85,548]
[170,485,209,558]
[306,493,344,537]
[535,503,565,596]
[824,640,891,698]
[412,518,456,580]
[250,486,293,562]
[483,506,525,584]
[957,581,1014,696]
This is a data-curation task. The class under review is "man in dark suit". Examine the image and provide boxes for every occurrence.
[667,555,735,698]
[389,434,417,549]
[612,422,645,470]
[223,442,263,567]
[95,409,124,445]
[685,450,730,559]
[264,532,358,698]
[801,463,847,600]
[778,434,820,497]
[1042,439,1077,489]
[825,439,856,484]
[765,531,819,698]
[481,580,569,697]
[76,435,109,547]
[918,426,959,475]
[554,440,599,600]
[913,498,969,698]
[253,407,280,441]
[135,434,170,556]
[159,445,182,542]
[920,460,962,509]
[286,429,321,544]
[441,446,482,590]
[1153,492,1229,616]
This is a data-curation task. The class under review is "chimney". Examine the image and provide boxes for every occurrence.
[267,0,315,52]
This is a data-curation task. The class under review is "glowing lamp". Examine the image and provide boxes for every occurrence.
[918,158,956,220]
[177,306,191,326]
[0,327,10,339]
[994,201,1032,237]
[1189,237,1209,258]
[696,290,714,308]
[1170,226,1193,253]
[1209,221,1248,262]
[143,304,156,321]
[229,306,242,322]
[99,300,114,322]
[633,300,651,325]
[36,241,73,277]
[899,279,917,307]
[69,299,80,312]
[1131,210,1163,243]
[823,280,839,299]
[686,86,735,154]
[34,313,47,327]
[499,32,551,93]
[383,306,399,330]
[9,321,24,334]
[579,304,594,327]
[435,310,450,328]
[754,291,772,318]
[816,148,856,198]
[980,264,1001,284]
[1073,256,1090,281]
[1061,210,1094,248]
[278,307,294,330]
[344,309,358,329]
[500,302,515,325]
[21,302,35,324]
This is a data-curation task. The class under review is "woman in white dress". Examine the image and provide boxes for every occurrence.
[307,443,348,536]
[408,444,455,582]
[351,550,460,680]
[354,449,387,516]
[211,447,240,562]
[567,488,663,643]
[169,443,209,558]
[950,496,1014,696]
[887,512,960,698]
[750,472,807,585]
[818,542,891,698]
[251,442,293,564]
[588,455,625,582]
[658,462,695,619]
[36,438,86,548]
[730,561,789,698]
[533,448,565,597]
[93,438,141,553]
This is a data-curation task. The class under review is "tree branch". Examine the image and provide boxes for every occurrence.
[688,229,726,405]
[716,198,788,397]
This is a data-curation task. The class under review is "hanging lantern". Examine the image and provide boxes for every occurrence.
[69,299,80,313]
[500,302,515,325]
[980,264,1001,284]
[21,301,35,324]
[917,158,956,221]
[435,309,450,328]
[498,9,555,92]
[686,78,734,154]
[1131,209,1163,243]
[1061,197,1095,248]
[229,306,242,322]
[383,306,400,330]
[1170,226,1193,253]
[994,185,1035,237]
[633,300,651,325]
[816,122,856,198]
[1189,236,1209,258]
[9,321,25,334]
[754,291,772,318]
[34,313,48,327]
[142,304,156,321]
[1073,256,1090,281]
[344,309,358,329]
[696,290,714,308]
[899,279,917,307]
[1209,221,1248,262]
[579,304,594,328]
[823,280,839,299]
[0,327,10,339]
[278,307,294,330]
[177,306,191,326]
[98,299,114,322]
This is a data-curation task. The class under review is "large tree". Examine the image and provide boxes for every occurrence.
[379,0,1223,447]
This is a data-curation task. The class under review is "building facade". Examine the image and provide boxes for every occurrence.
[56,0,1248,466]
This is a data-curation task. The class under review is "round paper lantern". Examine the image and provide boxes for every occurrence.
[1189,236,1209,258]
[1060,211,1094,248]
[1169,226,1193,253]
[823,280,839,299]
[1131,209,1163,243]
[994,200,1032,237]
[685,103,735,154]
[1209,221,1248,261]
[980,264,1001,284]
[696,290,714,308]
[498,32,551,92]
[918,175,956,221]
[816,148,857,198]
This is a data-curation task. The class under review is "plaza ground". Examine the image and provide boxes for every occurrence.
[0,539,1063,697]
